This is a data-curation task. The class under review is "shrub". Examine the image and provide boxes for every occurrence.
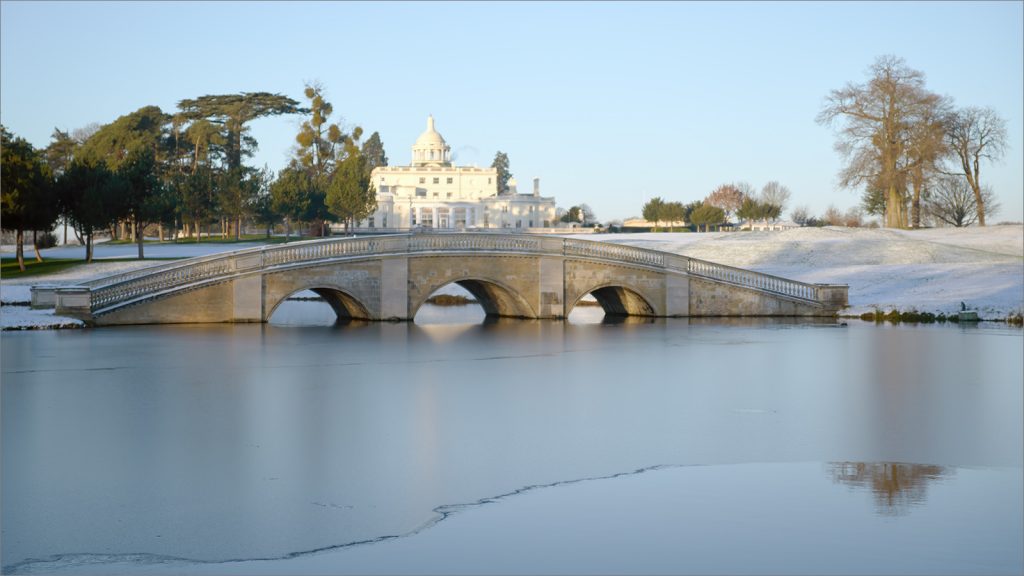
[35,231,58,249]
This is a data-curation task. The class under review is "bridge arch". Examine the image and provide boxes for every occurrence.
[411,276,537,319]
[266,286,372,322]
[567,282,659,317]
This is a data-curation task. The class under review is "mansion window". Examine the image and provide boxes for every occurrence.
[433,177,439,184]
[446,177,453,184]
[419,177,425,184]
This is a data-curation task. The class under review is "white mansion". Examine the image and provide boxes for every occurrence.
[357,116,556,231]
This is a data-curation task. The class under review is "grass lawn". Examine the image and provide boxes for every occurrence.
[0,257,179,280]
[106,234,294,246]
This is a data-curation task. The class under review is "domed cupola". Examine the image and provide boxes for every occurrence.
[411,115,451,167]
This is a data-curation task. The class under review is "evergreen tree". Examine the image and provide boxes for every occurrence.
[78,106,170,171]
[57,160,122,262]
[327,148,376,232]
[560,205,582,223]
[1,127,57,270]
[641,197,665,229]
[248,166,278,238]
[491,151,511,194]
[117,149,165,259]
[689,204,726,232]
[663,201,685,230]
[362,131,388,173]
[45,128,80,244]
[271,165,314,241]
[177,92,303,172]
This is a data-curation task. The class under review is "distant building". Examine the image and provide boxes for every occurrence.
[622,218,687,229]
[357,116,556,230]
[739,219,800,231]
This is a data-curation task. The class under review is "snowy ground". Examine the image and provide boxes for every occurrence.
[2,226,1021,329]
[592,224,1024,319]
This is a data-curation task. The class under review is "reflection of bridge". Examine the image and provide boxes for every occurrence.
[39,234,848,326]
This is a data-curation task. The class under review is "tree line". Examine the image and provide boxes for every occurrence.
[1,83,384,271]
[818,54,1008,228]
[641,181,792,232]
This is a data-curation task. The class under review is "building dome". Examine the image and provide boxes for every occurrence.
[411,115,451,167]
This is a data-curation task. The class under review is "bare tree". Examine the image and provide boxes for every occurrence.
[735,181,757,199]
[944,106,1008,226]
[760,181,791,216]
[905,96,952,228]
[579,203,597,226]
[824,205,844,226]
[843,207,864,227]
[705,184,744,222]
[817,55,943,228]
[790,205,810,226]
[71,122,101,145]
[925,175,1000,227]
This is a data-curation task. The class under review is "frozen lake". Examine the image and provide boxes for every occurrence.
[2,303,1022,574]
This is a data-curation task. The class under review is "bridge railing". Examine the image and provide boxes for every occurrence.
[563,239,667,268]
[89,257,238,310]
[80,233,841,313]
[684,257,821,302]
[563,239,823,304]
[409,234,541,253]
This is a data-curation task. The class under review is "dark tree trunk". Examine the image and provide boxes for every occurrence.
[33,230,43,262]
[15,228,25,271]
[136,219,145,259]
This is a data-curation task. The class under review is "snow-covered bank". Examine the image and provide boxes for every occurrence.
[2,226,1022,329]
[0,306,85,330]
[597,225,1024,319]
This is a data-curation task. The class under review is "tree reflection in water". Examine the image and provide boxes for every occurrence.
[828,462,951,516]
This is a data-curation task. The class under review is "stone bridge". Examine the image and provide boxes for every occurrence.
[39,233,848,326]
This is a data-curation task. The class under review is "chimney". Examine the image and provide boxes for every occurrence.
[533,177,540,197]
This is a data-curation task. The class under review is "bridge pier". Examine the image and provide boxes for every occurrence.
[380,257,409,320]
[232,275,263,323]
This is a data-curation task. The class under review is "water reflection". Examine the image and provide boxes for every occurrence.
[828,461,950,516]
[2,314,1020,572]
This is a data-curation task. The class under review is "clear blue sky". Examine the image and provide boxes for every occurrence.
[3,1,1022,223]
